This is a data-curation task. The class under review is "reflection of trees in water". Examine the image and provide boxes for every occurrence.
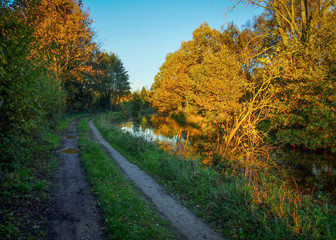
[148,115,203,158]
[121,115,202,158]
[122,115,336,200]
[275,147,336,198]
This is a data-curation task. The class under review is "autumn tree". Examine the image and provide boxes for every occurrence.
[239,0,336,149]
[27,0,97,110]
[139,87,150,107]
[189,42,278,175]
[151,23,222,114]
[150,50,192,113]
[151,23,278,175]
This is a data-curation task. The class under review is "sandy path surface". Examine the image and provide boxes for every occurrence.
[48,118,105,240]
[89,118,225,240]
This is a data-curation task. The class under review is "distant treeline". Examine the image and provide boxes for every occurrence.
[0,0,130,169]
[150,0,336,173]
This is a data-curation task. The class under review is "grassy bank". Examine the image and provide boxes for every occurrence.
[77,117,179,240]
[0,113,88,239]
[94,112,336,239]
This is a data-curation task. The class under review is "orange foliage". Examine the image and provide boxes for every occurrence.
[150,23,279,175]
[28,0,97,84]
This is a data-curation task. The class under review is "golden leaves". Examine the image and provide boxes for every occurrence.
[28,0,96,83]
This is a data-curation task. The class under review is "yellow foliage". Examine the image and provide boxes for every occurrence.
[150,23,279,176]
[28,0,96,83]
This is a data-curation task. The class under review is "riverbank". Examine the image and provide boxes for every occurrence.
[94,111,336,239]
[120,113,336,198]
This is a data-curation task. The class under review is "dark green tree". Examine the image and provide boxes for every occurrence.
[95,52,130,110]
[0,0,64,168]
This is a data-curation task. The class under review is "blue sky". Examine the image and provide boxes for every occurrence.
[84,0,262,91]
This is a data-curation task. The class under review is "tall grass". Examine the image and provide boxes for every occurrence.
[94,112,336,239]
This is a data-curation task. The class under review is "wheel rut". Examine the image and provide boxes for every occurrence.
[48,117,105,240]
[89,118,225,240]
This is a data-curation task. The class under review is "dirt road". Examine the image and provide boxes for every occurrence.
[47,117,224,240]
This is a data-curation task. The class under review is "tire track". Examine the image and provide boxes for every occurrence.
[48,117,105,240]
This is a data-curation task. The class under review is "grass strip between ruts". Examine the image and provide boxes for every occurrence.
[77,117,179,240]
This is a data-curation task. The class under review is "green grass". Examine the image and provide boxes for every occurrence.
[56,112,91,132]
[94,111,336,240]
[77,117,179,240]
[38,113,90,150]
[77,116,91,133]
[40,130,62,149]
[0,144,58,239]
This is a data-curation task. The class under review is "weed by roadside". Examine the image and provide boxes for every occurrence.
[77,117,180,239]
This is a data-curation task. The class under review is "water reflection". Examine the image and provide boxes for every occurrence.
[276,148,336,198]
[120,115,336,200]
[120,116,180,146]
[120,115,202,157]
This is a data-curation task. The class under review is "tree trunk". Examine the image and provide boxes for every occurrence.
[185,129,190,150]
[274,1,288,47]
[300,0,308,43]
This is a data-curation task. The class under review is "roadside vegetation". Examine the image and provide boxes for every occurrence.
[77,117,179,240]
[0,135,57,239]
[95,112,336,239]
